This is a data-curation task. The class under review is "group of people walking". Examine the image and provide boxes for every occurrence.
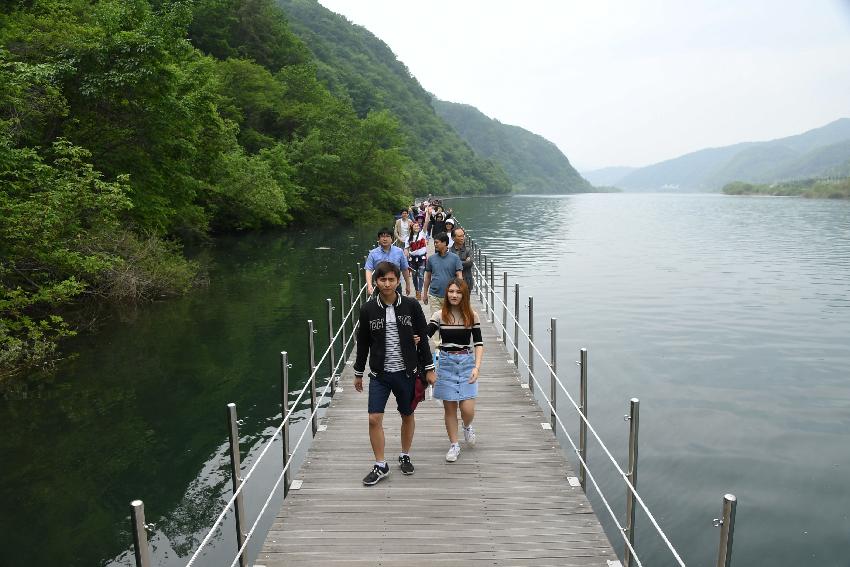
[354,199,484,485]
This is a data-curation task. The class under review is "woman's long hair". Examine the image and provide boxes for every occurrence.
[441,278,474,328]
[408,221,421,245]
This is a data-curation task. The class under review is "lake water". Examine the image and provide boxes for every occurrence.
[449,194,850,567]
[1,194,849,566]
[0,226,375,566]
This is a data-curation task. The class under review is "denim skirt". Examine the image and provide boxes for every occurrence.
[433,351,478,401]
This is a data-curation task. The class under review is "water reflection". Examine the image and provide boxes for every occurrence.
[450,193,850,567]
[0,226,373,566]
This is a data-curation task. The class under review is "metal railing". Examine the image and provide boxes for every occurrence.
[128,265,367,567]
[466,235,738,567]
[126,229,739,567]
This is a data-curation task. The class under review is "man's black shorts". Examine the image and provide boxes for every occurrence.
[368,370,414,415]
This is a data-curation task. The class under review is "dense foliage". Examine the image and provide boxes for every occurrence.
[433,99,593,194]
[722,177,850,198]
[277,0,513,196]
[1,0,484,375]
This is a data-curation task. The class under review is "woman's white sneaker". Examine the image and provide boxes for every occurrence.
[445,443,461,462]
[463,425,476,446]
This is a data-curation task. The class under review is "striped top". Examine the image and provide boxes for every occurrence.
[383,303,406,372]
[427,309,483,352]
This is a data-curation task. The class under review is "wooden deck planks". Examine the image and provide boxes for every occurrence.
[256,296,619,567]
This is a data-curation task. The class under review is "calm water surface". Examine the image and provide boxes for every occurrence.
[0,226,374,566]
[2,194,849,566]
[450,194,850,567]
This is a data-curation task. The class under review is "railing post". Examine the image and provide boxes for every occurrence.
[715,494,738,567]
[549,318,557,430]
[478,251,484,302]
[348,273,355,348]
[280,351,291,498]
[130,500,152,567]
[624,398,640,567]
[482,254,488,305]
[502,272,508,343]
[226,403,248,567]
[356,262,363,309]
[489,261,495,323]
[528,296,534,396]
[327,298,336,395]
[513,283,520,367]
[339,283,347,359]
[307,319,318,436]
[579,347,588,490]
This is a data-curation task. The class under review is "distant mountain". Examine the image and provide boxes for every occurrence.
[617,118,850,191]
[581,166,637,187]
[775,139,850,179]
[277,0,512,196]
[433,100,592,194]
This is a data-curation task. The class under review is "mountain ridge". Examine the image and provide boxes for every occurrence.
[432,99,592,194]
[616,118,850,191]
[278,0,512,196]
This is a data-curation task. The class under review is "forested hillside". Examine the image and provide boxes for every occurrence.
[277,0,512,196]
[0,0,505,376]
[433,99,592,194]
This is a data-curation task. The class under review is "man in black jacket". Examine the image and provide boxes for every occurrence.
[354,261,436,485]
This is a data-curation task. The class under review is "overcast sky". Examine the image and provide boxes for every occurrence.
[317,0,850,170]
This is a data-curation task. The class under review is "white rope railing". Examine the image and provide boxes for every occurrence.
[183,233,684,567]
[471,248,686,567]
[225,322,360,567]
[185,281,366,567]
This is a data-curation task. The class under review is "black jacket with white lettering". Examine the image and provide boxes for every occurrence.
[353,293,435,378]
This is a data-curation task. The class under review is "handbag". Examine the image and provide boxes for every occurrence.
[410,370,427,411]
[410,338,431,411]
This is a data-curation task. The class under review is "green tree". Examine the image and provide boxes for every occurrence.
[188,0,309,70]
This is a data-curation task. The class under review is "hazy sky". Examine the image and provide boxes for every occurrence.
[317,0,850,170]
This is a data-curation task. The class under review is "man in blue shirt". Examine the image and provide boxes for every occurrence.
[423,232,463,313]
[365,228,412,296]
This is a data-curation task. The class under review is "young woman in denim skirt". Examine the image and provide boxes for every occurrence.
[427,278,484,462]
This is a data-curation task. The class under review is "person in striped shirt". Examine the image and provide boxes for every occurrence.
[354,262,436,485]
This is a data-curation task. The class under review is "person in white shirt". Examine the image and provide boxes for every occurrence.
[443,218,456,248]
[405,220,429,301]
[394,209,412,246]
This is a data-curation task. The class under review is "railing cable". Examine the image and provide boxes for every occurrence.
[185,282,365,567]
[225,325,359,567]
[471,253,686,567]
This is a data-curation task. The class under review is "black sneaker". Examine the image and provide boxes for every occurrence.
[362,463,390,485]
[398,454,415,475]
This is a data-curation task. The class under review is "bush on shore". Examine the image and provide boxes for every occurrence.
[0,136,198,377]
[722,178,850,198]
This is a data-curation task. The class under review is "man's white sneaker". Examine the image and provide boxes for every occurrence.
[463,426,476,446]
[445,444,461,462]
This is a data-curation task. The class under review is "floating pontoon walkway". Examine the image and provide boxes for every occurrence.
[256,295,620,567]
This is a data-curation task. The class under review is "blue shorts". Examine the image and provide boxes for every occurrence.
[368,370,415,415]
[433,352,478,401]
